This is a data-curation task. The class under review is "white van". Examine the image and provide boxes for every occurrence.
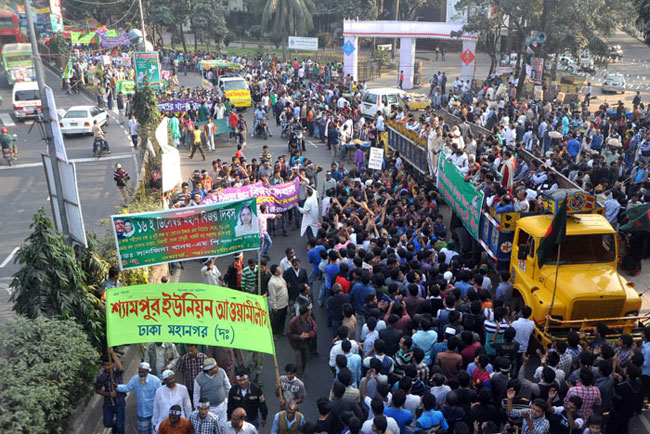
[360,88,406,117]
[12,81,41,120]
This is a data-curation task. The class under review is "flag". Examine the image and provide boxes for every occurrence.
[620,203,650,232]
[537,198,567,267]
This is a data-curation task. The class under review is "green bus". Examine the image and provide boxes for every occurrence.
[1,43,35,86]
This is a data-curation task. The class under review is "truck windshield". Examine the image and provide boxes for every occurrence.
[223,80,248,91]
[543,233,615,265]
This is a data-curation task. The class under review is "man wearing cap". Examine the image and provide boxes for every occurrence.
[116,362,162,434]
[223,408,258,434]
[190,399,221,434]
[158,405,194,434]
[227,373,268,428]
[153,370,192,433]
[194,358,231,428]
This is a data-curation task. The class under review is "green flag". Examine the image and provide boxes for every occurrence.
[537,198,567,267]
[620,203,650,232]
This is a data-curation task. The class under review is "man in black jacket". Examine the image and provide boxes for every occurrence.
[378,314,404,357]
[283,258,308,304]
[227,373,268,428]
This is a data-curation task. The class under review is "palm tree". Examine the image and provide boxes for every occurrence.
[262,0,315,61]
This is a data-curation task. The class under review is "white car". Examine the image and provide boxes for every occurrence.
[59,105,108,135]
[360,88,406,117]
[602,73,626,94]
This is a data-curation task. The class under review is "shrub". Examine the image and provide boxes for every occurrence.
[0,317,99,433]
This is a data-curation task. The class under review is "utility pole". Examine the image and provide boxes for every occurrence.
[23,0,70,239]
[137,0,147,45]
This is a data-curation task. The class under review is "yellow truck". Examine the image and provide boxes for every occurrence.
[387,122,647,344]
[199,59,252,110]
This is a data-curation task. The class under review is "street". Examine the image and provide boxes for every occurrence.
[2,28,650,434]
[0,65,139,310]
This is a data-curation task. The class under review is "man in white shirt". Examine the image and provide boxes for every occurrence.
[201,258,222,285]
[152,370,192,432]
[375,113,385,132]
[329,326,360,368]
[511,305,536,372]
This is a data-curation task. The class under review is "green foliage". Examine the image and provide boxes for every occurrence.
[0,317,99,434]
[262,0,315,59]
[50,34,69,57]
[317,32,332,50]
[192,0,229,47]
[75,232,110,298]
[9,208,106,349]
[371,49,390,66]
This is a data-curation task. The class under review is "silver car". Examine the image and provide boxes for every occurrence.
[602,73,626,94]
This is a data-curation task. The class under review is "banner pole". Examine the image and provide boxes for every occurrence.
[544,243,562,333]
[255,246,263,379]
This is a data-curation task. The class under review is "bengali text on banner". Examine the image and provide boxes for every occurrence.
[111,198,260,270]
[106,283,274,354]
[201,177,300,213]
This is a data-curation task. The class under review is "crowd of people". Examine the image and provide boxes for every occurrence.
[76,38,650,434]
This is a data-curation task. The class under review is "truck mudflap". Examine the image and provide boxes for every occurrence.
[533,314,650,347]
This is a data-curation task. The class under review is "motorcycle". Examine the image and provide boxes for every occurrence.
[93,137,110,157]
[255,120,268,140]
[289,126,305,152]
[578,64,596,75]
[2,134,17,166]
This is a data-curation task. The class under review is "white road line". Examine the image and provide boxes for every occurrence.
[308,140,318,148]
[0,113,15,127]
[0,153,134,170]
[0,247,19,268]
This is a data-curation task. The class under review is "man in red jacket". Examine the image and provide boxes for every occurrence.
[287,305,317,378]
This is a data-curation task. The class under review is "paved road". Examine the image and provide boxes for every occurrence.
[0,66,138,321]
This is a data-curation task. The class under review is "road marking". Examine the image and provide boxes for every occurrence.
[0,113,15,127]
[308,140,318,148]
[0,247,19,268]
[0,152,134,170]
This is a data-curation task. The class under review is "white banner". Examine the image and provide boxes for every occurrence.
[288,36,318,51]
[368,147,384,170]
[161,148,182,192]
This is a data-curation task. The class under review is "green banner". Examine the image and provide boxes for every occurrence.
[106,283,274,354]
[116,79,135,95]
[112,198,260,270]
[133,51,162,90]
[436,152,485,240]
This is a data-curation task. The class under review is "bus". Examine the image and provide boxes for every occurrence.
[1,43,35,86]
[0,9,22,45]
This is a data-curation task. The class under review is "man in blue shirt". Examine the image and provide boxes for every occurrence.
[116,362,162,434]
[411,319,438,365]
[307,239,325,289]
[350,273,376,315]
[415,393,449,432]
[384,390,413,433]
[591,129,603,151]
[322,250,341,306]
[567,133,581,159]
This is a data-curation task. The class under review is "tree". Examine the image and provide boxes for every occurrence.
[191,0,229,50]
[9,208,105,349]
[262,0,316,60]
[457,0,506,75]
[0,317,98,433]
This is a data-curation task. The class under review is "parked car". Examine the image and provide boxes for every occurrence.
[602,73,626,94]
[59,105,108,135]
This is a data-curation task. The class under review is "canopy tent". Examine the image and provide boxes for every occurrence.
[199,59,242,71]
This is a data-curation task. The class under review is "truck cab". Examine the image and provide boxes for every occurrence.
[505,194,642,345]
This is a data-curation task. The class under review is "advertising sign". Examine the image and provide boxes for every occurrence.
[437,152,484,239]
[106,283,274,354]
[111,198,260,270]
[116,80,135,95]
[133,51,162,89]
